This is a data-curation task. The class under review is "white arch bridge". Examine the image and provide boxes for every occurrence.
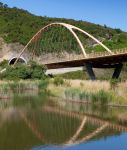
[10,22,127,80]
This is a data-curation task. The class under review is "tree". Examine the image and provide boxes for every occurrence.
[104,24,107,28]
[0,2,3,7]
[115,28,122,34]
[3,4,8,8]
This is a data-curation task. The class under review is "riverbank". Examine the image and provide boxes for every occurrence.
[48,79,127,106]
[0,79,127,106]
[0,80,49,99]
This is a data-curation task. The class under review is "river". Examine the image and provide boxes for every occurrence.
[0,93,127,150]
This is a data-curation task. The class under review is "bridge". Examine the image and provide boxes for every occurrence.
[11,22,127,80]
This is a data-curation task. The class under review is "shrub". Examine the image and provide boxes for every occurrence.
[53,77,64,86]
[38,79,49,90]
[0,60,8,68]
[0,61,47,80]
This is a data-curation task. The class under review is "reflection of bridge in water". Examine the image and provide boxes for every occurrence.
[0,98,127,150]
[20,106,127,147]
[11,22,127,80]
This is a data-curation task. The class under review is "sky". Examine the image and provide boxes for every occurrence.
[1,0,127,31]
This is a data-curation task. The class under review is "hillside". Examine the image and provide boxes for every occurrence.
[0,2,127,54]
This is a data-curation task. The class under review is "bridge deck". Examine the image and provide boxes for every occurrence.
[45,52,127,69]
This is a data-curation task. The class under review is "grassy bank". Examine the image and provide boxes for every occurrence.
[57,67,127,81]
[0,77,127,106]
[48,78,127,105]
[0,79,50,99]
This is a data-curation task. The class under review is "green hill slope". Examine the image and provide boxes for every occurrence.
[0,2,127,53]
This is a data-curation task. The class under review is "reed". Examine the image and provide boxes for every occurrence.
[64,88,111,105]
[91,90,111,105]
[0,80,49,98]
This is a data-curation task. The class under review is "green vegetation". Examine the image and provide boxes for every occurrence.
[0,2,127,54]
[38,79,49,90]
[110,79,119,90]
[64,88,111,105]
[0,60,8,68]
[53,76,64,86]
[57,70,110,80]
[0,61,47,80]
[91,90,111,105]
[64,88,81,100]
[57,70,88,80]
[0,80,50,100]
[0,60,50,98]
[49,78,127,105]
[57,67,127,80]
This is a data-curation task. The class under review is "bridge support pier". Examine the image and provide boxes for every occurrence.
[84,63,123,80]
[112,63,123,79]
[85,63,96,80]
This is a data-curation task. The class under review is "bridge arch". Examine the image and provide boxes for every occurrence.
[14,22,112,65]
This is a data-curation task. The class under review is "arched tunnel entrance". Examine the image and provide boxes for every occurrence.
[8,57,27,65]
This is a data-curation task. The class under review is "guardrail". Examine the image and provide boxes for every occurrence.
[43,48,127,64]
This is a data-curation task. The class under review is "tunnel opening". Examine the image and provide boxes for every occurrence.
[9,57,27,65]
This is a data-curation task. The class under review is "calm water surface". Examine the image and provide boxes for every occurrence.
[0,93,127,150]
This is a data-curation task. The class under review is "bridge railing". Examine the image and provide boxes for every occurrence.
[43,48,127,64]
[87,48,127,58]
[66,48,127,61]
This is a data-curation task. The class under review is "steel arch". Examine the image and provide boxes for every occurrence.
[14,22,112,65]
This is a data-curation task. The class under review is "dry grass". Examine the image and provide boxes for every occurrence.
[48,79,127,105]
[48,79,110,97]
[116,81,127,101]
[69,80,110,92]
